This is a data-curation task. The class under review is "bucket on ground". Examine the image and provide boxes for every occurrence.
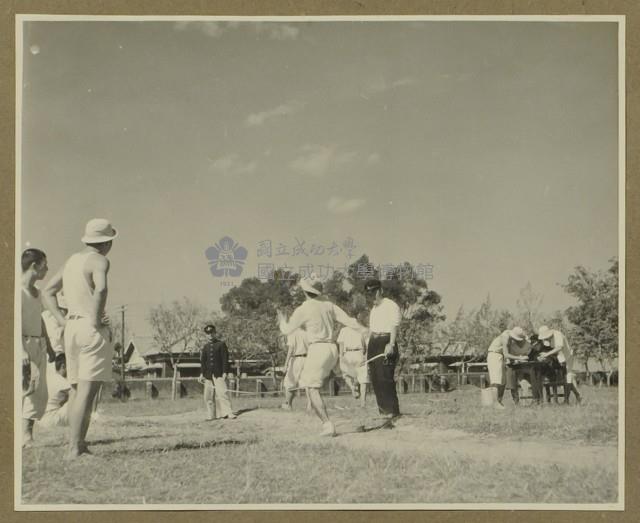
[480,386,497,407]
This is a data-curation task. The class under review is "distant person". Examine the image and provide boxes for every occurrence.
[21,248,52,447]
[39,353,71,428]
[43,218,118,459]
[281,329,309,411]
[537,325,582,405]
[337,311,370,408]
[486,327,529,409]
[199,324,236,420]
[363,279,401,421]
[277,276,367,437]
[530,333,563,403]
[40,293,70,429]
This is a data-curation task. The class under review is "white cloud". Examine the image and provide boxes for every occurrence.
[173,21,235,38]
[327,196,366,215]
[367,152,381,165]
[173,21,298,40]
[363,76,416,96]
[290,145,357,177]
[246,100,305,127]
[254,23,299,40]
[208,154,257,176]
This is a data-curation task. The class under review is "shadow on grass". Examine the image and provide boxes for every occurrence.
[87,434,163,446]
[100,437,257,456]
[339,419,395,436]
[233,407,259,416]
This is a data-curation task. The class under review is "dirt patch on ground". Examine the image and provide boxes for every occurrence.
[97,404,617,471]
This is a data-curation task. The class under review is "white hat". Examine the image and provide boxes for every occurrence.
[299,275,323,295]
[82,218,118,244]
[509,326,525,341]
[538,325,554,340]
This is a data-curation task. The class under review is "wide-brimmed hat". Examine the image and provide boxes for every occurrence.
[509,326,525,341]
[538,325,554,340]
[82,218,118,244]
[299,276,323,295]
[204,324,216,334]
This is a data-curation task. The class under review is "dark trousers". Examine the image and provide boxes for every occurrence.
[367,334,400,416]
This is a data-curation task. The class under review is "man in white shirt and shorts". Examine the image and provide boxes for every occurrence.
[43,218,117,459]
[337,311,370,408]
[537,325,582,405]
[278,276,367,436]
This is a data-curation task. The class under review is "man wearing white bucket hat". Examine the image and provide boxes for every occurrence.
[277,275,367,436]
[486,326,530,409]
[43,218,117,459]
[537,325,582,405]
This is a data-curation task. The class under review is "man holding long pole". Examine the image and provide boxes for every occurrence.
[363,279,402,421]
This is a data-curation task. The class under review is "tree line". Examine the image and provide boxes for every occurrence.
[139,256,619,375]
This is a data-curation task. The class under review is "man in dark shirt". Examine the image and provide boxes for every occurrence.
[199,324,236,420]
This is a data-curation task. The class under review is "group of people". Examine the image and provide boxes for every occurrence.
[487,325,582,409]
[195,276,404,437]
[21,216,583,451]
[21,218,118,458]
[276,277,402,436]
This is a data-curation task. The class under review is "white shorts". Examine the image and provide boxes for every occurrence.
[564,355,576,383]
[299,343,338,389]
[64,318,113,384]
[340,350,370,385]
[487,351,505,386]
[39,404,69,428]
[22,336,48,420]
[283,356,306,391]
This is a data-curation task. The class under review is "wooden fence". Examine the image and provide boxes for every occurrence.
[104,371,493,402]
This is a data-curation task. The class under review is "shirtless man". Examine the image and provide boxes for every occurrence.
[43,218,117,458]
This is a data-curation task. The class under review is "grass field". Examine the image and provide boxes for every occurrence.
[20,385,619,506]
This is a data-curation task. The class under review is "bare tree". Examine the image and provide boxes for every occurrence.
[516,282,544,333]
[148,297,209,399]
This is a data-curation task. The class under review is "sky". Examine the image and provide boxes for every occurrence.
[19,19,620,337]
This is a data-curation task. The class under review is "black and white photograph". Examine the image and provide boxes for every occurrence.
[15,15,624,509]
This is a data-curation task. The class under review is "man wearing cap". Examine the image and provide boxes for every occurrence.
[363,279,402,420]
[486,327,530,409]
[43,218,117,459]
[199,324,236,420]
[537,325,582,405]
[277,276,367,436]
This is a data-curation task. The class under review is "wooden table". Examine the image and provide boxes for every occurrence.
[507,361,546,402]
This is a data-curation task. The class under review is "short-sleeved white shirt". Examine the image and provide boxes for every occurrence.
[337,327,366,350]
[287,329,308,356]
[369,298,401,333]
[547,330,572,361]
[280,298,361,344]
